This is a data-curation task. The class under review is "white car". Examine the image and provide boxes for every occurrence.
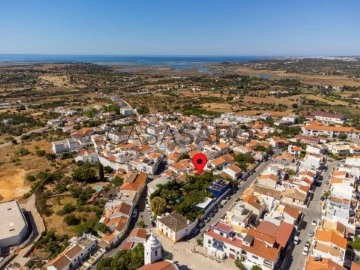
[312,220,317,226]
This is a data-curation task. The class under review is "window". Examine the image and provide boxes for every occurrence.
[230,248,235,252]
[155,250,158,256]
[264,260,273,267]
[252,255,258,260]
[208,240,211,244]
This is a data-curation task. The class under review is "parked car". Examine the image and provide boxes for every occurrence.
[205,217,210,223]
[132,208,138,218]
[213,207,218,213]
[192,227,200,235]
[294,235,300,245]
[209,212,215,218]
[199,222,205,228]
[302,247,309,256]
[312,220,317,226]
[308,231,314,237]
[314,255,322,261]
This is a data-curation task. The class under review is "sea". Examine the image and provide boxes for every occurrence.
[0,54,270,71]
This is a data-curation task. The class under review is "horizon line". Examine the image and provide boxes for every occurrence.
[0,53,359,58]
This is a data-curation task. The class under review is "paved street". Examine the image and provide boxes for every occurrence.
[200,149,281,234]
[281,160,339,270]
[92,150,280,269]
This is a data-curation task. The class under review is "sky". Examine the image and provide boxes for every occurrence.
[0,0,359,56]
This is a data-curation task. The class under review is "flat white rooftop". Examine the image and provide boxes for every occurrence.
[0,200,28,242]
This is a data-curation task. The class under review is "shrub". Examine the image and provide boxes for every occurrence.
[64,214,80,226]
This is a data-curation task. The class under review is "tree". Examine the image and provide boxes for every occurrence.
[72,162,97,183]
[64,214,80,226]
[349,237,360,251]
[338,133,347,140]
[98,163,105,181]
[26,174,36,182]
[104,166,113,174]
[150,196,166,216]
[35,149,46,157]
[251,266,263,270]
[17,147,30,157]
[58,203,76,216]
[97,244,144,270]
[137,219,145,228]
[111,176,123,186]
[235,258,246,270]
[137,106,150,115]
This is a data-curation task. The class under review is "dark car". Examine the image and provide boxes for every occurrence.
[192,227,200,235]
[209,212,215,218]
[199,222,205,228]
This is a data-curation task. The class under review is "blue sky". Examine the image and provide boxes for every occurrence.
[0,0,359,56]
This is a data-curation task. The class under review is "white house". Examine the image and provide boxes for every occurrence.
[47,234,99,270]
[157,212,197,242]
[52,138,80,155]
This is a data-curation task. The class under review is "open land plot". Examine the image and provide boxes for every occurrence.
[0,140,53,202]
[235,66,360,87]
[43,196,78,236]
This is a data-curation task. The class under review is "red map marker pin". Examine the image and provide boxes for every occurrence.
[192,153,207,174]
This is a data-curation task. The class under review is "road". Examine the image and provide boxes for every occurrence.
[0,126,49,149]
[281,160,339,270]
[200,149,281,234]
[91,150,280,269]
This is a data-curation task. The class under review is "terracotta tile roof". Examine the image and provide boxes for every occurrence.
[253,185,282,199]
[315,230,347,249]
[121,182,141,191]
[331,177,344,184]
[308,111,345,119]
[120,241,134,250]
[304,125,360,133]
[211,157,226,166]
[115,216,129,232]
[306,256,345,270]
[101,233,118,243]
[216,142,228,150]
[241,237,280,262]
[352,262,360,270]
[258,174,279,182]
[128,228,147,240]
[138,261,177,270]
[247,228,276,246]
[65,244,82,259]
[205,227,243,249]
[314,242,343,257]
[158,212,189,232]
[48,253,71,270]
[214,222,232,232]
[188,150,200,158]
[284,205,301,219]
[255,221,294,248]
[228,164,242,173]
